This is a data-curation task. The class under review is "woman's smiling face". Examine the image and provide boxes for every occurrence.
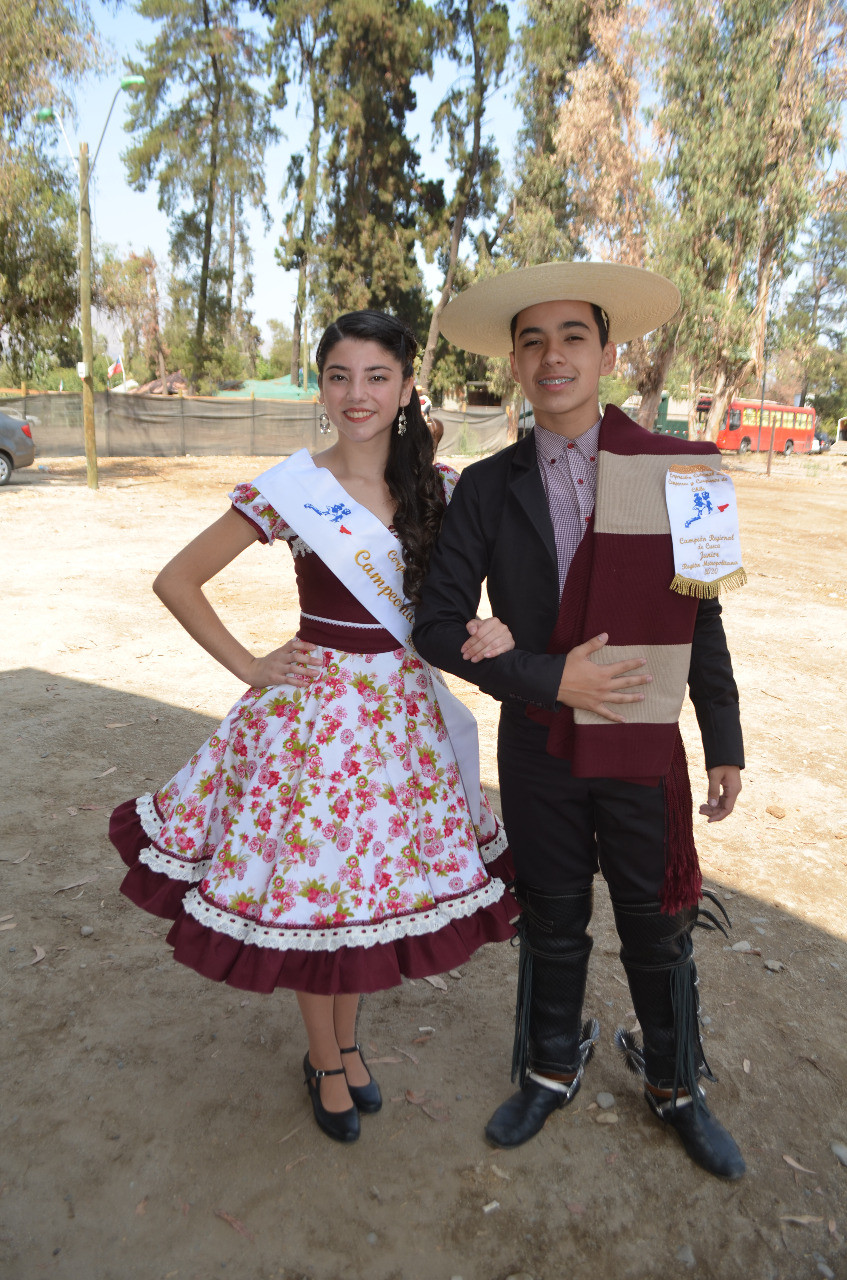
[319,338,414,445]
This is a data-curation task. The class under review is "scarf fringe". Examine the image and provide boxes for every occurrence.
[660,732,702,915]
[670,566,748,598]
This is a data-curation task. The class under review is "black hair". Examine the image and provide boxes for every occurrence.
[315,310,444,607]
[509,302,610,348]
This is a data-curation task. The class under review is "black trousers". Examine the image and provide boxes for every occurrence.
[497,708,668,903]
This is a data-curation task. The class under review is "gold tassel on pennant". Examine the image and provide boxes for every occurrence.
[670,567,748,598]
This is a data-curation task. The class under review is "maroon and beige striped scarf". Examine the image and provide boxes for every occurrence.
[528,404,726,911]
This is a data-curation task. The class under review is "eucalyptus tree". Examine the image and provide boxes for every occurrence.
[261,0,331,386]
[97,248,169,384]
[498,0,593,266]
[310,0,440,331]
[416,0,510,393]
[778,182,847,423]
[657,0,846,438]
[0,0,98,378]
[124,0,277,389]
[552,1,674,427]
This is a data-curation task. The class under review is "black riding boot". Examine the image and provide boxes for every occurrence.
[612,898,745,1180]
[485,884,599,1149]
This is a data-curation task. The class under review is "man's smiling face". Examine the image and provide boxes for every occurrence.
[509,299,617,437]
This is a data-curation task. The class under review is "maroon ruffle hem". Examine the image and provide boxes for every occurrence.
[110,798,517,996]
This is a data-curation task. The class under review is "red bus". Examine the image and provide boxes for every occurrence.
[699,396,816,456]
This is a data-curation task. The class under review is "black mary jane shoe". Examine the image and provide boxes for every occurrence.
[303,1054,360,1143]
[485,1076,579,1149]
[646,1090,746,1180]
[340,1043,382,1114]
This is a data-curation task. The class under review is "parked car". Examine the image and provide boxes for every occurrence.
[812,428,832,453]
[0,409,36,485]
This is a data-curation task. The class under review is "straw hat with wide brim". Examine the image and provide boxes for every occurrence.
[438,261,681,356]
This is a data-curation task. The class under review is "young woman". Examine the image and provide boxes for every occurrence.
[110,310,516,1144]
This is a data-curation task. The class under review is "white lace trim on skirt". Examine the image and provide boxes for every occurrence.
[479,822,508,865]
[136,792,163,841]
[136,794,211,882]
[179,875,506,953]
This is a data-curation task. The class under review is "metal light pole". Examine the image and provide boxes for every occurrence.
[36,76,145,490]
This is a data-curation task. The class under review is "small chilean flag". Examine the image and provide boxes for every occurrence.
[108,357,123,379]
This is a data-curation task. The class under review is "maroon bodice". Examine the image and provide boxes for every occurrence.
[232,498,399,653]
[292,551,398,653]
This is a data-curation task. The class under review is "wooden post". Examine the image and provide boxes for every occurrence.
[79,143,98,489]
[766,410,780,478]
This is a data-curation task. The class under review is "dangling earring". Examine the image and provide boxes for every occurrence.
[397,407,407,437]
[319,410,331,435]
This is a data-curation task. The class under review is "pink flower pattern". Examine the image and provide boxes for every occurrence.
[142,467,503,950]
[148,645,500,938]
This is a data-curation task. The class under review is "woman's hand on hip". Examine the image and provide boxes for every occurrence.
[461,616,516,663]
[246,638,322,689]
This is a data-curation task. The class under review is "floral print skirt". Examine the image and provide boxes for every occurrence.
[110,645,515,994]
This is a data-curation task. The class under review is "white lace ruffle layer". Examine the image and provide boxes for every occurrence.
[179,875,506,953]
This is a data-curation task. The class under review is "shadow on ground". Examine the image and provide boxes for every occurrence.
[1,669,845,1280]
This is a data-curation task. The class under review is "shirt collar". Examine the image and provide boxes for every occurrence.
[534,417,601,465]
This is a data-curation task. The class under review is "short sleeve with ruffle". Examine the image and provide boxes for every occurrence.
[436,462,461,505]
[229,482,290,545]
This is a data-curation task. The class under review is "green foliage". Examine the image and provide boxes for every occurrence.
[599,371,636,408]
[124,0,277,389]
[417,0,510,390]
[654,0,844,432]
[263,0,329,384]
[309,0,439,331]
[0,0,99,164]
[97,247,166,384]
[499,0,593,266]
[0,0,99,380]
[778,194,847,419]
[428,336,490,401]
[0,148,79,380]
[254,319,294,378]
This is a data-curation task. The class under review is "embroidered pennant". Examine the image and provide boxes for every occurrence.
[665,464,747,597]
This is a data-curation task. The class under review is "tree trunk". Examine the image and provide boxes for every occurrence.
[192,8,222,390]
[418,0,483,393]
[290,58,321,388]
[799,278,822,406]
[634,331,676,430]
[225,186,236,339]
[751,234,776,383]
[290,292,302,386]
[687,370,698,440]
[705,367,731,441]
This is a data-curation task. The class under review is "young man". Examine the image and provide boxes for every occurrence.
[413,262,746,1180]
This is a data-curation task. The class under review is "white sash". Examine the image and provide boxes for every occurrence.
[252,450,482,824]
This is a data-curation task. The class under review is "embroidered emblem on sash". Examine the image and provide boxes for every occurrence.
[304,502,352,524]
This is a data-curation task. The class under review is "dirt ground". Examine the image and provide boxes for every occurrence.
[1,447,846,1280]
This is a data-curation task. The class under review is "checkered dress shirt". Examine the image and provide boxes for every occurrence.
[534,418,601,595]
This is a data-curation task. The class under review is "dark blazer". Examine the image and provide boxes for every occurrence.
[413,430,744,770]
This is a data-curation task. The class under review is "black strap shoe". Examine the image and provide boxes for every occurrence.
[646,1090,746,1179]
[303,1054,360,1143]
[340,1043,382,1114]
